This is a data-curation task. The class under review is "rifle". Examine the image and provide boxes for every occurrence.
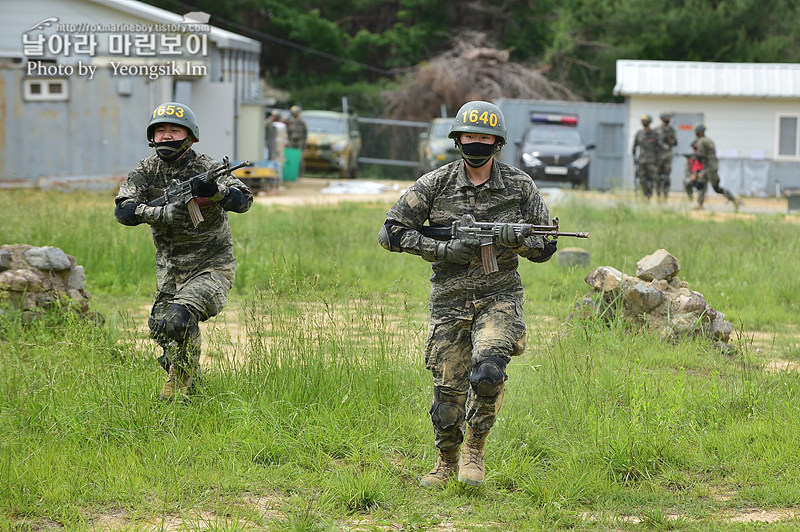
[147,156,250,227]
[418,214,590,274]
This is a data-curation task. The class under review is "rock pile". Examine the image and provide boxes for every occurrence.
[0,244,94,322]
[573,249,732,347]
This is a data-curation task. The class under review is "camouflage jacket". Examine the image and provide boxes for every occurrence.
[115,150,253,293]
[384,159,551,320]
[632,127,661,163]
[694,136,718,171]
[286,118,307,148]
[656,124,678,155]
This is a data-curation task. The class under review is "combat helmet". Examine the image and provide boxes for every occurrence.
[449,101,507,148]
[660,111,673,121]
[695,124,706,135]
[147,102,200,142]
[447,100,507,167]
[640,114,652,124]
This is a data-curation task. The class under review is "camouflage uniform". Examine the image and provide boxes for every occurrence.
[115,150,253,370]
[632,127,661,198]
[382,159,550,452]
[655,121,677,199]
[286,117,307,150]
[693,135,737,207]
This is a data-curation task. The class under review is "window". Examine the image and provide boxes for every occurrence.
[23,79,68,101]
[777,115,800,158]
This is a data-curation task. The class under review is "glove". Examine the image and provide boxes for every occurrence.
[530,239,557,263]
[498,223,528,252]
[435,238,480,264]
[190,171,219,198]
[135,202,188,225]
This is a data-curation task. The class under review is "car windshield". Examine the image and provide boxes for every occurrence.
[432,121,453,138]
[305,116,346,134]
[525,126,582,146]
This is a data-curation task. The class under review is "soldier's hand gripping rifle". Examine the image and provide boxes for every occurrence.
[418,213,590,274]
[147,156,250,227]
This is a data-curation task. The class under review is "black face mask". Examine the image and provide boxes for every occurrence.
[459,141,496,168]
[153,138,193,162]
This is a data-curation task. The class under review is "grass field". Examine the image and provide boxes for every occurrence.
[2,187,800,531]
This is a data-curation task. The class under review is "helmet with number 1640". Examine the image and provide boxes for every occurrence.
[448,101,507,149]
[146,102,200,142]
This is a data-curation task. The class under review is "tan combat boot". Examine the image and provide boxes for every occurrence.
[458,426,489,487]
[420,448,460,488]
[159,364,193,401]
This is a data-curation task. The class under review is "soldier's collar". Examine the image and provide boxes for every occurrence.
[456,160,504,190]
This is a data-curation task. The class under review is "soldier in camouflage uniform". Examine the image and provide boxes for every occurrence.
[286,105,308,176]
[378,101,556,488]
[114,102,253,400]
[632,114,660,199]
[692,124,741,211]
[655,112,678,200]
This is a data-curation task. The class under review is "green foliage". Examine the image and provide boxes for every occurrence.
[141,0,800,107]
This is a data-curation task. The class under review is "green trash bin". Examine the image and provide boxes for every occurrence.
[283,147,301,182]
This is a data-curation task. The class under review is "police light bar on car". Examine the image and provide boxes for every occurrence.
[529,113,579,126]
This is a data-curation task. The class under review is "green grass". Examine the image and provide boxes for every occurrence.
[2,189,800,530]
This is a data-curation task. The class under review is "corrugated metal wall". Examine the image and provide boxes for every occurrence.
[0,66,153,183]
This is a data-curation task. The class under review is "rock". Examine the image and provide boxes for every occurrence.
[636,249,680,281]
[65,265,86,291]
[24,246,72,271]
[0,249,11,271]
[585,266,624,292]
[577,249,732,346]
[627,283,665,313]
[0,243,96,321]
[558,247,590,267]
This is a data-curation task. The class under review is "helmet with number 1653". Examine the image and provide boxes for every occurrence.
[146,102,200,142]
[448,101,507,149]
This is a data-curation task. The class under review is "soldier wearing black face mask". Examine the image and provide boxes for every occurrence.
[113,102,253,401]
[378,101,554,489]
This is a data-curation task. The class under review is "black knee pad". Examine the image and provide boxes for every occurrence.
[429,387,466,431]
[164,303,198,342]
[469,356,508,397]
[148,315,166,340]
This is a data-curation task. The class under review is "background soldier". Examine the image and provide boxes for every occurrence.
[378,101,556,489]
[286,105,308,176]
[114,102,253,400]
[693,124,742,211]
[632,114,660,199]
[655,112,678,200]
[683,141,704,200]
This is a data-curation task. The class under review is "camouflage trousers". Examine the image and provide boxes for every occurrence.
[656,155,673,198]
[636,161,658,198]
[696,168,736,206]
[424,297,527,451]
[148,271,232,369]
